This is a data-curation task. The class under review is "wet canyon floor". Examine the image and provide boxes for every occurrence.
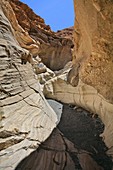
[16,103,113,170]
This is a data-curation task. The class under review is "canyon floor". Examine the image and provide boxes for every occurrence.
[16,102,113,170]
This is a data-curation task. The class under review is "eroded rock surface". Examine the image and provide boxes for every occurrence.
[0,1,59,169]
[71,0,113,157]
[1,0,39,56]
[9,0,73,71]
[44,0,113,162]
[69,0,113,103]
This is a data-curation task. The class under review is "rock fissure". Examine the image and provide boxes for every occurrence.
[0,137,24,151]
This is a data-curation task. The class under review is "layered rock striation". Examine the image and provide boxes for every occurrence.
[0,1,59,169]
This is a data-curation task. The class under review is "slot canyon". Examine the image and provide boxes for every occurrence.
[0,0,113,169]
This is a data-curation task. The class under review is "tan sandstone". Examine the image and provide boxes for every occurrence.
[69,0,113,103]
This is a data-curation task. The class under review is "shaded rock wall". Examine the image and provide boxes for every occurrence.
[15,128,76,170]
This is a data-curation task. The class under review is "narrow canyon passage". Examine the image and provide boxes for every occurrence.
[1,0,113,169]
[15,104,112,170]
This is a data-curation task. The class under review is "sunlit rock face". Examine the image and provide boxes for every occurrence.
[44,0,113,160]
[9,0,73,71]
[70,0,113,103]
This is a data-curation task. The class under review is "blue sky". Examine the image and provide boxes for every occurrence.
[20,0,74,31]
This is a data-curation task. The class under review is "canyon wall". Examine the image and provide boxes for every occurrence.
[72,0,113,150]
[44,0,113,161]
[70,0,113,103]
[0,0,59,169]
[9,0,73,71]
[0,0,113,169]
